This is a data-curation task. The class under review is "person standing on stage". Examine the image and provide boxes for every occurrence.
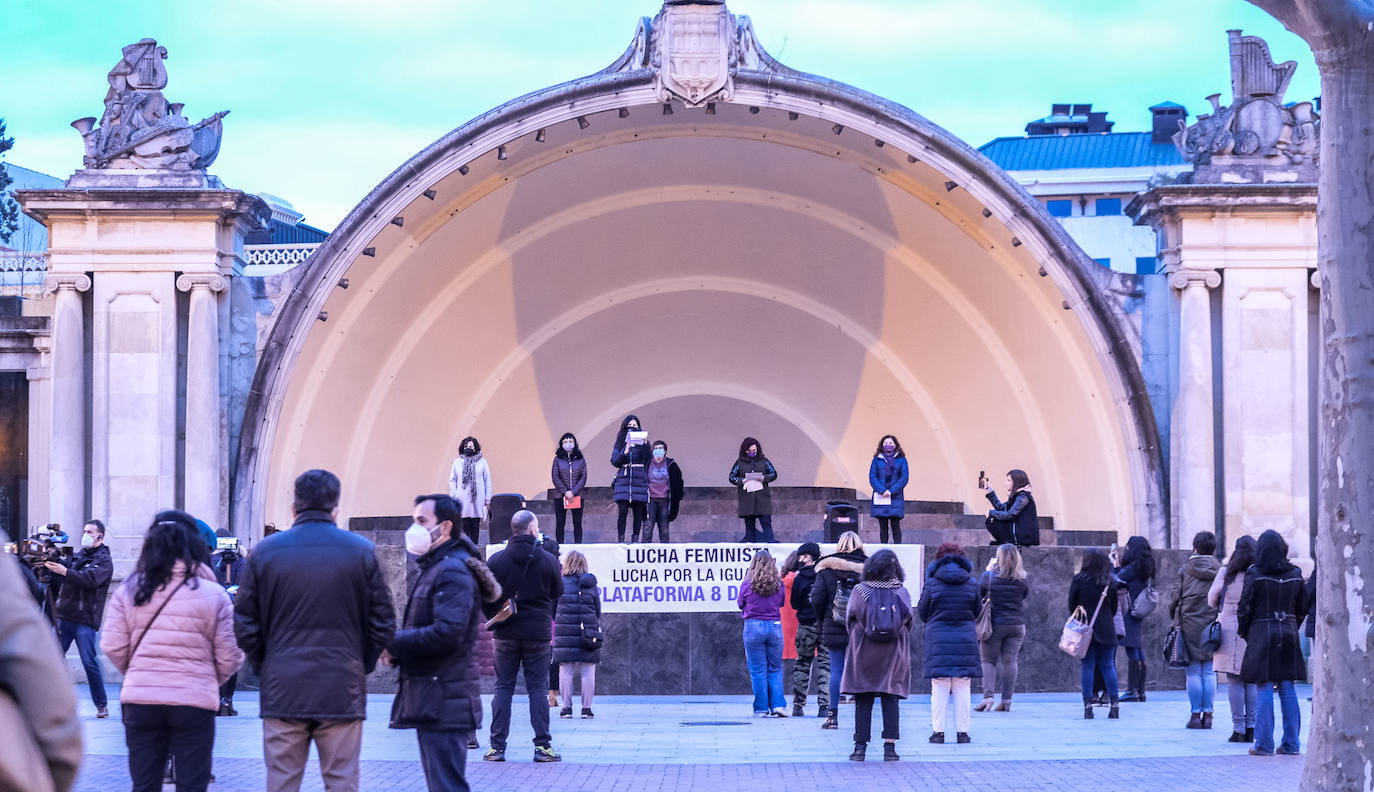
[982,469,1039,547]
[611,415,651,543]
[551,433,587,545]
[644,440,684,544]
[868,435,909,544]
[729,437,778,542]
[449,437,492,545]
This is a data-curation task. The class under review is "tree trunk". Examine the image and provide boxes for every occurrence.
[1302,28,1374,792]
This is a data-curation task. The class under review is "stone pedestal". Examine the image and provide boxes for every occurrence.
[1130,185,1317,562]
[17,188,267,571]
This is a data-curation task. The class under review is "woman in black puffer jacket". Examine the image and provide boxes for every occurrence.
[809,531,866,731]
[552,551,602,719]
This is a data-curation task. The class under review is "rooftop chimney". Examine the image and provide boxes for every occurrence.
[1149,102,1188,144]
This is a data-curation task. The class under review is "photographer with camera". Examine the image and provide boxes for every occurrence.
[43,519,113,719]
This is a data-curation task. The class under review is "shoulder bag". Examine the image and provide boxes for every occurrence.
[484,557,533,630]
[1162,570,1191,668]
[1200,574,1229,654]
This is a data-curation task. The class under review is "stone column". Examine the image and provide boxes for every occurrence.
[178,274,227,528]
[42,274,90,536]
[1170,269,1221,547]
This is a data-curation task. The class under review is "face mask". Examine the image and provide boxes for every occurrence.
[80,533,96,549]
[405,522,440,555]
[562,441,575,452]
[883,443,895,453]
[747,450,757,458]
[653,448,666,460]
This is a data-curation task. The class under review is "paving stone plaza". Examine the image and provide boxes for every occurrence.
[71,687,1307,791]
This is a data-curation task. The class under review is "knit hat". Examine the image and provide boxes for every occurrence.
[798,542,821,560]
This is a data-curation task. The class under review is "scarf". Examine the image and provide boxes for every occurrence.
[461,451,483,504]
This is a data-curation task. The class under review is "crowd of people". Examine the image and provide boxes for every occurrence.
[1,460,1319,790]
[449,419,1040,548]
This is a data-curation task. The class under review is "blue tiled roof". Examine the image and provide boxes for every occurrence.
[978,132,1187,171]
[269,218,329,244]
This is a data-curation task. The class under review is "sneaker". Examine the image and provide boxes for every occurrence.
[559,707,572,719]
[770,708,788,718]
[581,708,594,719]
[533,745,562,763]
[792,704,804,717]
[468,737,479,750]
[482,749,505,762]
[1276,746,1301,755]
[956,732,971,744]
[96,706,109,719]
[928,731,945,744]
[821,710,838,730]
[883,742,900,762]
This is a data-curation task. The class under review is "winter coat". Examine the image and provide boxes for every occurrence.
[1114,560,1152,649]
[102,562,243,712]
[475,623,496,677]
[1067,573,1120,647]
[1169,555,1221,662]
[51,544,113,629]
[790,565,821,624]
[729,455,778,517]
[810,551,867,649]
[737,578,784,621]
[448,454,492,521]
[841,581,913,697]
[1304,568,1317,640]
[0,553,82,792]
[1237,564,1309,683]
[610,416,651,503]
[985,490,1039,547]
[551,452,588,499]
[481,534,562,642]
[389,536,497,731]
[917,555,982,678]
[552,573,602,665]
[233,510,397,720]
[1207,564,1248,677]
[977,570,1029,628]
[868,455,910,518]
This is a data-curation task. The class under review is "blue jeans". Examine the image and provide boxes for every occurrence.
[743,620,785,713]
[1080,641,1118,704]
[57,619,108,708]
[828,647,846,712]
[1185,660,1215,713]
[742,515,775,542]
[1254,680,1301,754]
[417,729,471,792]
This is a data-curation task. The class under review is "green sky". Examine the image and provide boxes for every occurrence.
[0,0,1319,230]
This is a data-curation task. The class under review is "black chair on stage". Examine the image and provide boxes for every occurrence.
[823,501,859,543]
[487,493,527,544]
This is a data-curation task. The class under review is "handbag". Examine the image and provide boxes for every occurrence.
[484,556,533,630]
[975,571,994,642]
[1113,587,1129,638]
[1163,623,1191,668]
[1200,575,1229,654]
[1059,583,1110,660]
[1129,580,1159,619]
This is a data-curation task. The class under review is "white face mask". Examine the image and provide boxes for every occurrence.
[405,522,440,555]
[80,533,96,549]
[562,441,575,451]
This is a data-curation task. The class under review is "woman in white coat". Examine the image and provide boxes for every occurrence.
[448,436,492,544]
[1207,535,1258,743]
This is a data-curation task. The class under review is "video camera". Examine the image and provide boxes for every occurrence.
[213,536,242,566]
[6,525,73,583]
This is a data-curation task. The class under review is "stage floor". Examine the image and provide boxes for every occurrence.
[74,686,1307,790]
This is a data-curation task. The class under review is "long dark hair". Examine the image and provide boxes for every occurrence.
[133,510,209,607]
[1008,469,1031,493]
[738,436,763,460]
[1079,548,1112,585]
[1120,536,1155,580]
[556,432,582,460]
[873,435,905,458]
[864,548,905,582]
[1255,530,1292,575]
[615,414,642,447]
[1225,535,1258,585]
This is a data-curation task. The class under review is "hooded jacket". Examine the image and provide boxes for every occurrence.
[917,555,982,679]
[1170,554,1221,661]
[482,534,562,642]
[610,415,651,503]
[809,551,867,649]
[552,572,602,665]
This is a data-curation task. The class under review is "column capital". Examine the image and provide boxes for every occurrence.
[176,273,227,293]
[1310,269,1321,290]
[1169,269,1221,291]
[42,273,91,293]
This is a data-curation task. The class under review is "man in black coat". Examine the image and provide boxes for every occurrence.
[387,494,495,792]
[44,519,113,718]
[481,509,563,763]
[234,469,396,792]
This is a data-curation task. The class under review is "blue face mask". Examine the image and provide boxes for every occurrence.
[653,448,666,460]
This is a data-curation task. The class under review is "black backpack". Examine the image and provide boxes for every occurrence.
[862,585,904,642]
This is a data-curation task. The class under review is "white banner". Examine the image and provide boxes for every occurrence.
[497,542,925,613]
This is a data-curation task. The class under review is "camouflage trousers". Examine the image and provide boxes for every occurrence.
[792,622,831,710]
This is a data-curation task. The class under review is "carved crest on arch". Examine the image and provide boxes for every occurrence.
[655,2,734,106]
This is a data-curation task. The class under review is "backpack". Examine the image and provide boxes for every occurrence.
[862,585,904,642]
[1130,580,1159,619]
[831,577,857,624]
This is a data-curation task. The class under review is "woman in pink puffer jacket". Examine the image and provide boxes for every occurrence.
[101,511,243,792]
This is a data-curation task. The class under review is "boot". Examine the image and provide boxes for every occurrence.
[1084,704,1094,720]
[1136,660,1148,701]
[1202,712,1213,729]
[1245,727,1255,742]
[821,709,838,730]
[1119,660,1142,702]
[1186,713,1204,729]
[994,701,1011,712]
[849,742,866,762]
[1108,705,1119,719]
[883,742,900,761]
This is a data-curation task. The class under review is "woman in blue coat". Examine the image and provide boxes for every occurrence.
[868,435,910,544]
[610,414,651,543]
